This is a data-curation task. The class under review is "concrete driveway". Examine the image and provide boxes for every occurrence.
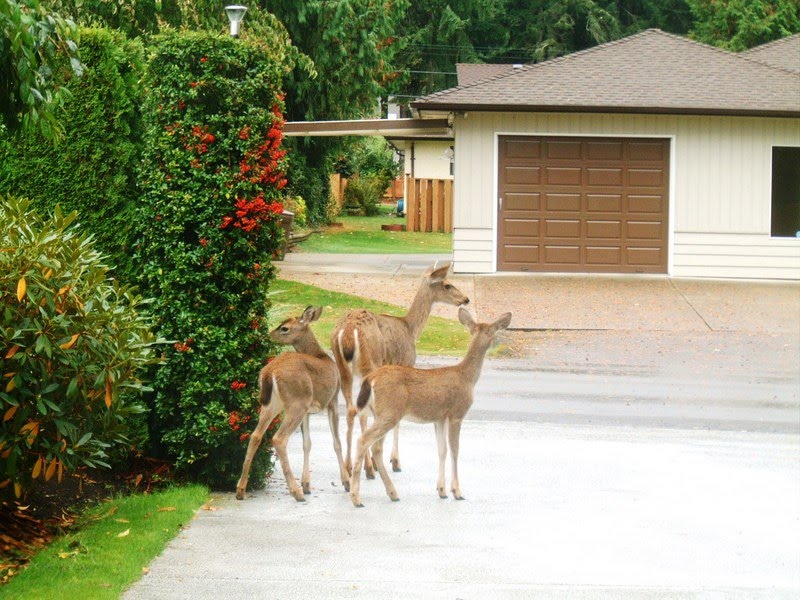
[124,254,800,599]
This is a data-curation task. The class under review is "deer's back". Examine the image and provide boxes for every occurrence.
[262,352,339,412]
[369,364,473,423]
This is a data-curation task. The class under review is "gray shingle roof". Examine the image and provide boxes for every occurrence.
[742,33,800,73]
[455,63,524,86]
[414,30,800,117]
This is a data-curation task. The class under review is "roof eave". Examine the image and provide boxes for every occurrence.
[282,118,452,138]
[412,103,800,119]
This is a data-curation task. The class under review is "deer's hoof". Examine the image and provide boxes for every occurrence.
[438,489,447,499]
[302,483,311,494]
[343,481,350,492]
[235,489,245,501]
[366,471,376,480]
[391,460,402,472]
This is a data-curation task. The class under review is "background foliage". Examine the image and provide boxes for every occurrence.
[0,27,145,280]
[0,197,164,497]
[134,31,293,489]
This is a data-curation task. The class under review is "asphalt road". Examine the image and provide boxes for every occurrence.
[124,358,800,600]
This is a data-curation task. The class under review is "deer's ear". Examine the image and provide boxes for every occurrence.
[491,312,512,333]
[300,305,321,324]
[428,262,451,283]
[458,306,476,331]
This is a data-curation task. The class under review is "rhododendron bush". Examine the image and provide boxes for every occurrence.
[135,32,292,489]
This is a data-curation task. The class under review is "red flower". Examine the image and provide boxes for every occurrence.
[231,380,247,391]
[200,56,208,63]
[199,238,208,247]
[189,81,198,88]
[240,432,250,442]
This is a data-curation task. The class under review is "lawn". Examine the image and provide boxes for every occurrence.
[1,485,208,599]
[294,203,453,254]
[270,279,471,356]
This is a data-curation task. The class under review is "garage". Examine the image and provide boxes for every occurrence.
[497,135,670,273]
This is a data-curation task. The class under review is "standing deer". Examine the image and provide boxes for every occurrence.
[236,306,349,502]
[349,307,512,507]
[330,263,469,478]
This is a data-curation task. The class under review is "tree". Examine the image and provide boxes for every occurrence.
[687,0,800,50]
[1,0,81,138]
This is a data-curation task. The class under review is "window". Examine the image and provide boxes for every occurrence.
[771,147,800,238]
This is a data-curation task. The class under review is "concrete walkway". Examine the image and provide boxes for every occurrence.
[123,254,800,599]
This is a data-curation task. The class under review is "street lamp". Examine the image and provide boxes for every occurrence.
[225,5,247,37]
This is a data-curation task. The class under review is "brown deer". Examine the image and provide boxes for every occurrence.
[349,307,512,507]
[330,263,469,478]
[236,306,349,502]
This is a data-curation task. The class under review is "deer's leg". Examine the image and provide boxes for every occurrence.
[272,407,308,502]
[390,423,402,472]
[337,361,356,477]
[434,420,448,499]
[370,430,399,502]
[327,399,350,492]
[358,409,376,480]
[300,413,312,495]
[448,418,465,500]
[349,417,395,507]
[236,403,280,500]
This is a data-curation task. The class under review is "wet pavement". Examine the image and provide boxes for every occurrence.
[123,253,800,599]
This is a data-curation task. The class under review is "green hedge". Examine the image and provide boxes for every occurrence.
[134,31,291,489]
[0,27,145,280]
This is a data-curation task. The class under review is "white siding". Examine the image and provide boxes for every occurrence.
[402,141,453,180]
[453,227,493,273]
[452,111,800,279]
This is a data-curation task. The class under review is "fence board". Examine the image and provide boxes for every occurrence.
[404,177,453,233]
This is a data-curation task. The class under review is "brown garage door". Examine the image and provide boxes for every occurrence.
[497,136,669,273]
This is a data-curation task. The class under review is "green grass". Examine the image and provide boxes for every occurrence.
[271,279,471,356]
[296,203,453,254]
[2,485,209,600]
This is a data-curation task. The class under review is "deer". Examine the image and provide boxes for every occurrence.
[236,306,349,502]
[330,263,469,479]
[348,307,512,507]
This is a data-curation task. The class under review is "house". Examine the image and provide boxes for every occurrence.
[412,29,800,279]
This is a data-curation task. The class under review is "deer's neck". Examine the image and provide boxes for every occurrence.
[402,286,434,340]
[457,338,491,385]
[293,336,328,360]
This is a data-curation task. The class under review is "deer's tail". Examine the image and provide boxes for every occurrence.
[259,370,273,406]
[356,377,372,412]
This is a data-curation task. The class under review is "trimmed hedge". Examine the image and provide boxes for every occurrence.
[134,31,291,489]
[0,27,145,280]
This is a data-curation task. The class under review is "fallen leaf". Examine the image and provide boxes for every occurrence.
[115,519,130,523]
[157,506,176,512]
[117,529,130,538]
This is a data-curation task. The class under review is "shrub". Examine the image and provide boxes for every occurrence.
[0,27,145,281]
[283,195,307,228]
[134,31,292,489]
[342,174,384,216]
[0,197,164,499]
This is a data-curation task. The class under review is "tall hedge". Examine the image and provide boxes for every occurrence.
[134,32,291,489]
[0,27,144,280]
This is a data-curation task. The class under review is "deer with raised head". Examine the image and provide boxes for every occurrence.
[330,263,469,478]
[349,307,512,507]
[236,306,349,502]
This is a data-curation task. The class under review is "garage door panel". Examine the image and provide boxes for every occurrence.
[627,247,663,266]
[545,220,581,238]
[504,166,541,185]
[587,194,622,212]
[627,221,663,240]
[629,141,666,161]
[546,140,582,159]
[587,141,623,161]
[587,168,623,187]
[498,136,669,273]
[628,194,664,213]
[503,218,540,237]
[503,244,539,263]
[544,246,580,265]
[628,169,663,187]
[505,192,540,211]
[504,139,541,159]
[545,193,581,212]
[587,221,622,239]
[586,246,622,265]
[546,167,582,186]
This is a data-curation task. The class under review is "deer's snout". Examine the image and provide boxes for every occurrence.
[461,297,470,305]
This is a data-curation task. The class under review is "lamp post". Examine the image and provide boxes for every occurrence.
[225,5,247,37]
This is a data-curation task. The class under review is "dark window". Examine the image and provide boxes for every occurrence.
[771,147,800,238]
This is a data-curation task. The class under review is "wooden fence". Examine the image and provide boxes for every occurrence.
[405,177,453,233]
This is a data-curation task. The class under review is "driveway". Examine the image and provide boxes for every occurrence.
[124,254,800,599]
